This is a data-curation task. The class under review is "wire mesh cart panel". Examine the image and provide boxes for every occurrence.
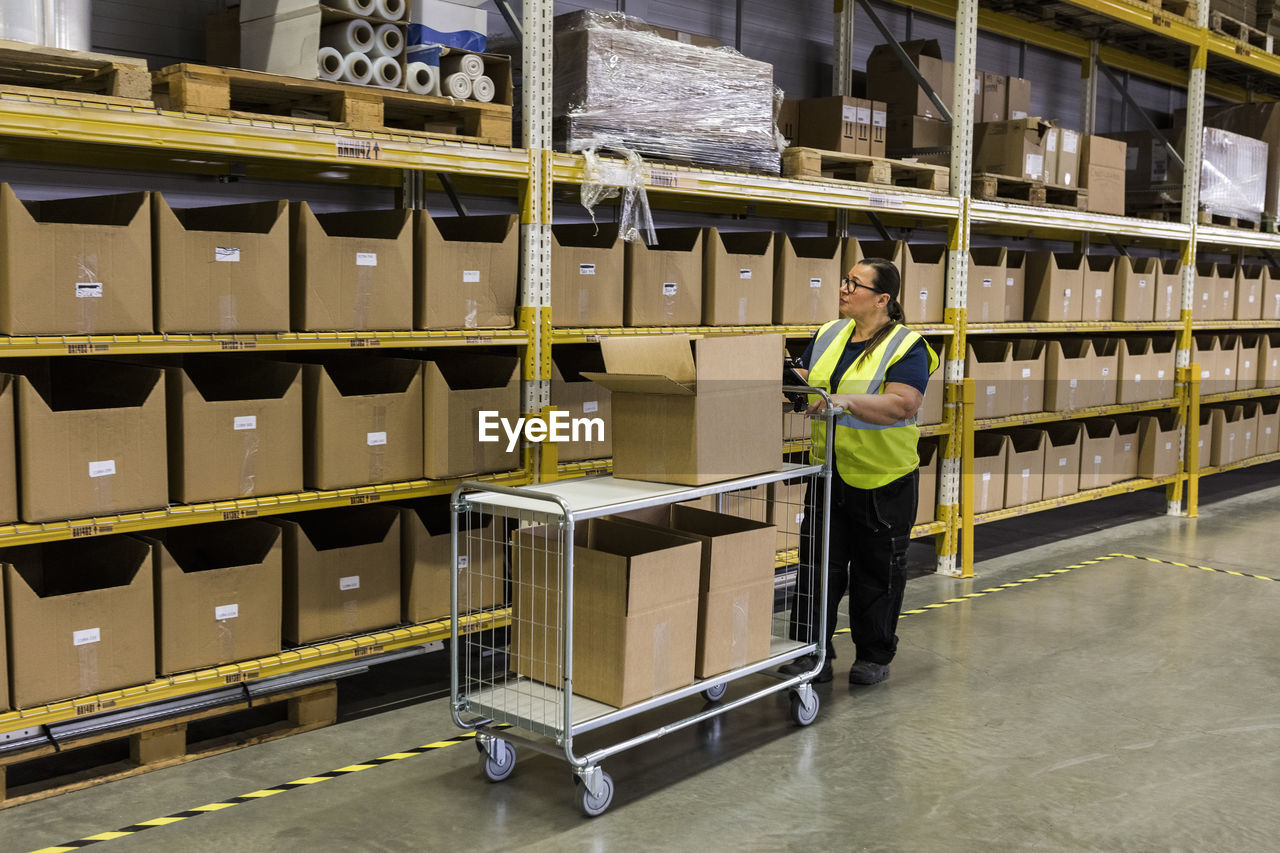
[450,407,833,815]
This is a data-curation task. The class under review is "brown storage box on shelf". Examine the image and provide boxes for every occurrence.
[0,375,14,525]
[12,359,167,524]
[1007,76,1031,120]
[1043,422,1083,500]
[795,96,882,155]
[415,212,518,331]
[1131,412,1182,479]
[582,334,782,486]
[0,184,152,336]
[1154,259,1183,322]
[1079,418,1118,490]
[919,355,945,425]
[971,433,1008,514]
[1118,337,1177,404]
[968,340,1012,420]
[1045,339,1101,412]
[867,39,954,121]
[276,505,401,645]
[885,116,951,156]
[777,98,800,145]
[915,438,939,527]
[2,536,154,709]
[1113,256,1159,322]
[550,346,612,463]
[1193,261,1218,320]
[974,118,1051,181]
[1009,340,1047,416]
[551,223,624,327]
[702,229,775,326]
[1091,338,1121,408]
[1214,263,1237,321]
[1196,407,1215,471]
[1236,265,1266,321]
[1265,267,1280,320]
[1241,402,1263,459]
[1237,334,1262,390]
[979,72,1007,123]
[1004,428,1047,508]
[1113,418,1141,482]
[0,578,6,711]
[773,235,841,324]
[151,520,283,676]
[1081,135,1127,215]
[1024,252,1085,322]
[624,228,703,326]
[1004,250,1026,322]
[400,495,504,624]
[1261,332,1280,387]
[967,247,1007,324]
[289,202,412,332]
[423,351,521,479]
[1056,128,1082,187]
[1192,334,1234,396]
[166,357,303,504]
[1257,398,1279,454]
[1082,256,1115,323]
[511,518,700,708]
[860,240,946,325]
[1210,405,1252,467]
[153,196,290,334]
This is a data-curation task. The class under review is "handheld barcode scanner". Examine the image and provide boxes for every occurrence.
[783,354,809,412]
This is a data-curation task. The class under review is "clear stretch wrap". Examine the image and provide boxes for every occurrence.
[1200,126,1268,221]
[553,10,781,174]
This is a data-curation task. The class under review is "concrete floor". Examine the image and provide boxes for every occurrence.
[3,475,1279,853]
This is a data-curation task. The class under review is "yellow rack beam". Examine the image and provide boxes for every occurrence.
[966,321,1185,335]
[1200,450,1280,476]
[975,474,1183,525]
[976,398,1180,431]
[1199,387,1280,405]
[551,324,956,344]
[0,329,531,357]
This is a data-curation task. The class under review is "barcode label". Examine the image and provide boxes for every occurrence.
[76,282,103,298]
[662,282,678,295]
[579,263,596,275]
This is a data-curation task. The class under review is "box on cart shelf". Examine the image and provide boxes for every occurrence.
[1043,422,1083,501]
[624,228,703,327]
[12,359,167,524]
[422,351,520,479]
[153,196,290,334]
[551,223,624,327]
[150,520,283,676]
[415,212,517,331]
[773,235,841,325]
[0,184,152,336]
[2,536,155,709]
[511,517,700,708]
[166,357,303,504]
[550,347,612,463]
[276,505,401,645]
[400,495,504,625]
[290,202,413,332]
[0,375,14,526]
[583,334,782,486]
[702,229,774,326]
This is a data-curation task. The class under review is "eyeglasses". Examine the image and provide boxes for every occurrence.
[840,276,881,294]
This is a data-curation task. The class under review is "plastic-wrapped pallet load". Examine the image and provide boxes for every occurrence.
[1201,126,1268,222]
[552,10,781,174]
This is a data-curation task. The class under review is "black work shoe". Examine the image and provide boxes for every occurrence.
[778,655,833,683]
[848,660,890,685]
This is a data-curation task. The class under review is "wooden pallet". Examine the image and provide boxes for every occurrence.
[1156,0,1198,18]
[0,37,151,103]
[1131,203,1263,230]
[971,173,1087,209]
[0,682,337,809]
[153,63,512,146]
[1210,10,1274,51]
[782,147,950,192]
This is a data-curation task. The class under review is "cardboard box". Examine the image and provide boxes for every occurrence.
[153,196,290,334]
[0,184,152,335]
[1114,417,1140,482]
[0,575,7,711]
[166,357,303,504]
[550,347,612,463]
[151,520,283,675]
[972,433,1008,514]
[1257,398,1279,454]
[1214,263,1237,321]
[415,212,517,331]
[1118,337,1176,404]
[422,352,520,479]
[867,40,954,121]
[1210,405,1249,466]
[625,228,703,326]
[1196,407,1215,471]
[919,352,945,425]
[967,247,1007,324]
[1090,338,1121,408]
[1008,340,1047,416]
[511,518,700,708]
[1261,332,1280,387]
[1154,259,1183,322]
[0,375,14,525]
[14,360,167,523]
[290,202,413,332]
[400,495,503,624]
[1114,256,1158,322]
[239,7,322,79]
[1237,334,1262,390]
[1241,402,1261,459]
[1024,252,1084,322]
[302,356,423,490]
[1079,418,1118,490]
[1193,334,1233,396]
[777,98,800,145]
[1045,338,1098,412]
[980,72,1007,123]
[583,334,782,485]
[703,229,774,326]
[1043,422,1082,500]
[967,340,1012,420]
[1043,127,1060,189]
[3,536,155,708]
[796,96,860,155]
[1003,428,1046,507]
[1080,135,1127,215]
[276,505,402,645]
[1057,128,1081,187]
[1005,250,1026,322]
[860,240,946,324]
[1198,102,1280,220]
[915,438,938,527]
[871,100,887,157]
[1194,261,1218,320]
[974,118,1051,181]
[1082,255,1115,323]
[551,223,624,327]
[1265,266,1280,320]
[885,115,952,154]
[1134,412,1182,479]
[1236,265,1266,321]
[1005,76,1030,119]
[772,235,841,324]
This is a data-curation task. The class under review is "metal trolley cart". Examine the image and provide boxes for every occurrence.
[449,394,834,816]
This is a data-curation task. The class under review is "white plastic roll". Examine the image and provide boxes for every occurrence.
[1,0,42,45]
[43,0,90,51]
[442,52,485,80]
[471,75,496,103]
[406,62,440,96]
[374,0,406,21]
[340,52,374,86]
[321,19,375,54]
[372,55,403,89]
[329,0,375,14]
[443,72,472,99]
[369,23,404,57]
[318,47,345,81]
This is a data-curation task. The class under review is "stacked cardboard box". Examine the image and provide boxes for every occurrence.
[1080,135,1127,215]
[792,96,887,157]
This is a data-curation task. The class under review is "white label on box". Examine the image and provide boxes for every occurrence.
[216,247,241,262]
[457,556,469,569]
[1063,132,1079,154]
[1069,378,1079,388]
[983,278,993,288]
[663,282,678,295]
[1202,370,1211,379]
[1011,110,1028,120]
[89,460,116,478]
[872,110,886,127]
[356,252,378,267]
[1138,279,1148,288]
[855,107,871,125]
[1202,293,1210,303]
[1134,374,1142,383]
[1021,368,1032,378]
[1165,441,1173,451]
[810,278,823,289]
[1199,440,1205,448]
[463,270,481,283]
[986,385,997,396]
[1158,370,1166,379]
[1021,468,1031,478]
[234,416,257,431]
[919,290,928,302]
[367,431,387,446]
[1026,154,1044,179]
[1047,133,1058,153]
[1065,289,1072,298]
[982,472,991,481]
[842,105,858,123]
[1246,361,1252,369]
[1249,295,1256,303]
[76,282,103,298]
[1268,428,1274,436]
[1058,458,1067,467]
[73,628,100,647]
[740,269,753,279]
[1126,148,1139,171]
[583,400,599,414]
[1094,455,1103,465]
[1226,368,1233,376]
[340,576,360,591]
[1123,442,1133,452]
[1101,367,1110,377]
[215,604,239,621]
[579,263,596,275]
[1007,276,1015,288]
[1095,288,1104,299]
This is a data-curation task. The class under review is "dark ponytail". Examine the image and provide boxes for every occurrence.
[855,257,903,366]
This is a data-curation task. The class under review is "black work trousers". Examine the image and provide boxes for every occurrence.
[788,468,918,666]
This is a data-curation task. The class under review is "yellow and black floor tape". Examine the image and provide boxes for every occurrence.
[28,551,1274,852]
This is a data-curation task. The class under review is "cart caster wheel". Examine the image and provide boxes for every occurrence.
[480,738,516,782]
[789,689,819,727]
[577,770,614,817]
[701,682,728,702]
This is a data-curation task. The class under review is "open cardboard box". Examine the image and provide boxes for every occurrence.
[702,229,774,326]
[1042,422,1082,500]
[1114,256,1158,322]
[968,247,1007,324]
[1024,252,1084,322]
[415,212,518,331]
[1082,255,1115,323]
[971,432,1008,513]
[624,228,703,326]
[1079,418,1118,490]
[422,351,520,479]
[773,235,840,324]
[400,495,504,624]
[551,223,624,327]
[1003,428,1046,508]
[1118,337,1176,404]
[1236,265,1265,321]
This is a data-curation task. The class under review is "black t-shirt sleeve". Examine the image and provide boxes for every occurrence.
[884,340,931,395]
[795,333,817,370]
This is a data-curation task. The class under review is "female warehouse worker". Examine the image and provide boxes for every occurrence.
[781,256,938,685]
